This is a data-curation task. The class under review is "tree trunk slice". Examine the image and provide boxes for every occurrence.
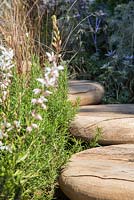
[59,144,134,200]
[68,80,104,106]
[70,104,134,145]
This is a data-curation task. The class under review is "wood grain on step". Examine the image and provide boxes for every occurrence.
[59,144,134,200]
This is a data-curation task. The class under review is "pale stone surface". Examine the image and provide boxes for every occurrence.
[70,104,134,145]
[68,80,104,106]
[59,144,134,200]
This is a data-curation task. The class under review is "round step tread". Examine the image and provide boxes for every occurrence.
[70,104,134,145]
[68,80,104,106]
[59,144,134,200]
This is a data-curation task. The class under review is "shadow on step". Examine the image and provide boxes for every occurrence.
[79,104,134,115]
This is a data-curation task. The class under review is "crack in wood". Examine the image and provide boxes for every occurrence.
[65,174,134,182]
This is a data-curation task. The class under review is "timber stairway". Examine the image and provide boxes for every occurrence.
[59,80,134,200]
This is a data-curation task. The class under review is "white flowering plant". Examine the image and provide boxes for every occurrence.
[0,45,79,199]
[0,9,83,198]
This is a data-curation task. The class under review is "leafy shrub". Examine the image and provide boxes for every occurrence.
[109,1,134,57]
[95,0,130,11]
[100,1,134,103]
[0,13,82,197]
[0,49,82,199]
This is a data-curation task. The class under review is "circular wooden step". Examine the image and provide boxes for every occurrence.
[70,104,134,145]
[59,144,134,200]
[68,80,104,106]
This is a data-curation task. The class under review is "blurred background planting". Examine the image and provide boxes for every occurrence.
[32,0,133,103]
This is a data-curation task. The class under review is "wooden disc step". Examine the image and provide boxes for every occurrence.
[59,144,134,200]
[70,104,134,145]
[68,80,104,106]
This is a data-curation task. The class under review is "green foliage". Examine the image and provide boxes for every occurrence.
[66,0,134,103]
[0,60,83,200]
[99,57,133,103]
[95,0,129,11]
[89,127,102,148]
[99,1,134,103]
[109,1,134,56]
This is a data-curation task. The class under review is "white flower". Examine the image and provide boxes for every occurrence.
[0,141,3,146]
[26,126,33,132]
[0,145,12,152]
[41,103,47,110]
[32,96,48,105]
[30,52,64,130]
[45,90,52,95]
[31,98,37,105]
[36,78,46,86]
[37,98,44,104]
[14,120,20,128]
[31,123,38,129]
[0,130,3,139]
[0,46,14,61]
[34,114,43,121]
[3,91,8,101]
[31,110,43,120]
[46,52,56,62]
[0,141,12,152]
[52,61,57,68]
[45,67,51,73]
[0,83,7,90]
[39,96,48,102]
[0,46,14,105]
[31,110,36,117]
[44,73,57,87]
[47,76,57,86]
[52,67,59,78]
[57,65,64,70]
[3,122,11,128]
[43,90,52,97]
[33,88,41,95]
